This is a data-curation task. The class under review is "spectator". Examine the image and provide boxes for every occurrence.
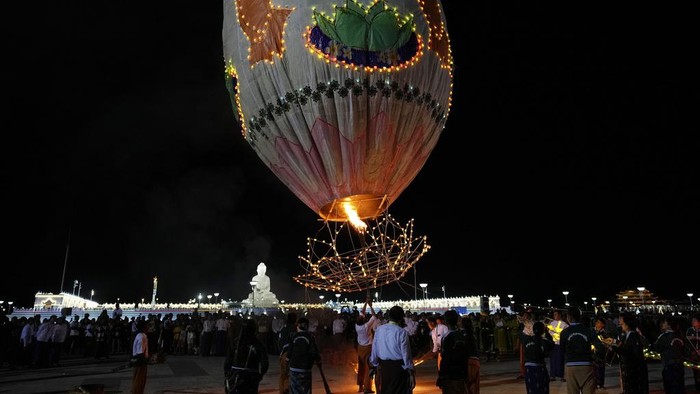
[461,316,480,394]
[652,315,685,394]
[224,318,269,394]
[278,311,297,394]
[131,319,149,394]
[356,298,379,393]
[370,306,415,394]
[560,307,597,394]
[520,320,553,394]
[286,317,321,394]
[436,309,469,394]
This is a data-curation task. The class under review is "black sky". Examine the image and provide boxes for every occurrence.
[2,2,697,309]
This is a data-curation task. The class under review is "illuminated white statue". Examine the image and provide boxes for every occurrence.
[245,262,278,308]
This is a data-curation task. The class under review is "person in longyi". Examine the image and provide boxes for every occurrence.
[131,320,149,394]
[520,320,554,394]
[609,313,648,394]
[591,316,612,389]
[370,306,415,394]
[286,317,321,394]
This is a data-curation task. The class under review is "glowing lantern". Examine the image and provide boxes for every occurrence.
[223,0,452,292]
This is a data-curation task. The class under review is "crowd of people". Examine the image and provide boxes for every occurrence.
[1,301,699,394]
[508,307,700,394]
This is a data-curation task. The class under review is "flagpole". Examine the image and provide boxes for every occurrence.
[413,266,417,301]
[60,225,71,293]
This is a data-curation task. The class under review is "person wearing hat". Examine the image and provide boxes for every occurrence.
[370,305,415,393]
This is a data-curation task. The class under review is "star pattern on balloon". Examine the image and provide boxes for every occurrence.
[236,0,294,65]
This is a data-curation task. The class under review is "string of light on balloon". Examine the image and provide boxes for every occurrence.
[303,26,425,73]
[224,61,246,137]
[227,0,453,137]
[224,74,450,141]
[416,0,451,69]
[233,0,293,66]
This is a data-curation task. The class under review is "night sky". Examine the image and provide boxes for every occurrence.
[3,2,696,309]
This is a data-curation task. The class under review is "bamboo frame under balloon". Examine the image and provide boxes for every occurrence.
[294,211,429,293]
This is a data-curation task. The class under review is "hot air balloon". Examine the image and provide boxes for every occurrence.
[222,0,452,292]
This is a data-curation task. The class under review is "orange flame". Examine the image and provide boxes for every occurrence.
[343,202,367,232]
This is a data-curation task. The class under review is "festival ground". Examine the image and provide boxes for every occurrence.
[1,350,698,394]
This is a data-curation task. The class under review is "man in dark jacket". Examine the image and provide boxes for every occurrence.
[286,317,321,394]
[436,309,469,393]
[559,307,598,394]
[652,315,685,394]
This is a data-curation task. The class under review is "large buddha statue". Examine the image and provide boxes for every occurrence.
[245,262,279,308]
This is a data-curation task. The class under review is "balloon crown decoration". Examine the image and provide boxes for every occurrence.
[313,0,414,50]
[308,0,418,70]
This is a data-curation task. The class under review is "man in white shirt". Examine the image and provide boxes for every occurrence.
[370,306,415,393]
[20,317,35,367]
[332,313,347,343]
[418,314,449,370]
[112,303,123,319]
[200,313,215,357]
[51,316,68,366]
[403,313,418,337]
[33,315,56,368]
[68,315,81,354]
[214,313,231,356]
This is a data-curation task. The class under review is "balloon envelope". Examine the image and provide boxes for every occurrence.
[223,0,453,221]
